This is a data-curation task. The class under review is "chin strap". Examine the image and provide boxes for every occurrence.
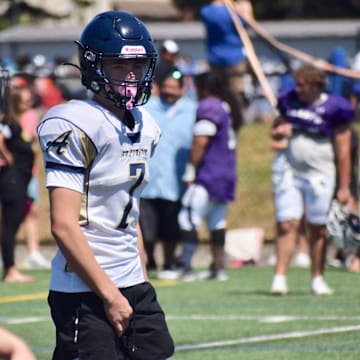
[126,96,135,110]
[105,81,138,110]
[105,87,127,109]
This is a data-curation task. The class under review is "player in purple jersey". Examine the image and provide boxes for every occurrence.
[270,64,355,295]
[176,71,237,281]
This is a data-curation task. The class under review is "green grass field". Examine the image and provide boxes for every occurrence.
[9,121,360,359]
[1,265,360,360]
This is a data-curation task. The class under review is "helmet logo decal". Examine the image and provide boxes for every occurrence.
[84,50,97,62]
[121,46,146,55]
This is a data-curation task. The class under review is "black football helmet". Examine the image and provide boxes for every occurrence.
[326,199,360,251]
[0,67,10,116]
[76,11,157,109]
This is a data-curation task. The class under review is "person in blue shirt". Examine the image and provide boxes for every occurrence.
[328,46,352,98]
[140,68,196,278]
[200,0,254,132]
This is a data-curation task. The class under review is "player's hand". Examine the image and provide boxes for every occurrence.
[336,187,351,207]
[103,291,133,337]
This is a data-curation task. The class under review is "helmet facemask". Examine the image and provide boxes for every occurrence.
[101,56,156,110]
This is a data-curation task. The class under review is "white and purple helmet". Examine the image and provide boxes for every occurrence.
[326,199,360,251]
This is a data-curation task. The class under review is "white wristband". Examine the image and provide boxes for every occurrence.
[182,163,196,182]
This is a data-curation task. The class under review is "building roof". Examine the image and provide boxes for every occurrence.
[114,0,179,19]
[0,19,359,44]
[0,0,180,22]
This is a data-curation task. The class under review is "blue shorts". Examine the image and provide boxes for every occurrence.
[27,176,40,203]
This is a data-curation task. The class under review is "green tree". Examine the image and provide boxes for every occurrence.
[0,0,95,30]
[173,0,210,19]
[172,0,360,20]
[0,1,65,29]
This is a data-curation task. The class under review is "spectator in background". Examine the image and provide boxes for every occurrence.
[140,68,196,277]
[34,75,64,112]
[176,54,198,100]
[349,51,360,117]
[153,39,180,95]
[200,0,254,132]
[176,71,237,281]
[278,58,297,95]
[270,65,354,296]
[9,78,51,269]
[0,70,35,283]
[328,47,352,98]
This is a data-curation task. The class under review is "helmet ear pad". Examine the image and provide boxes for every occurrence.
[76,11,157,109]
[76,43,107,93]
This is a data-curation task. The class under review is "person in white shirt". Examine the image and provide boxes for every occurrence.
[37,11,174,359]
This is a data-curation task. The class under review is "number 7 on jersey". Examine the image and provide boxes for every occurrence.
[117,162,145,229]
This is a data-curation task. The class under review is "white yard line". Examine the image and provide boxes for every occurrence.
[2,315,360,354]
[176,324,360,351]
[167,314,360,322]
[3,313,360,325]
[0,316,49,324]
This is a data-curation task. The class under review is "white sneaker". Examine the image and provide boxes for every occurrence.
[181,270,197,282]
[196,269,228,281]
[267,253,277,266]
[270,276,288,295]
[25,251,51,269]
[196,269,212,280]
[157,269,181,281]
[311,277,333,295]
[214,269,228,281]
[294,253,310,268]
[327,258,344,268]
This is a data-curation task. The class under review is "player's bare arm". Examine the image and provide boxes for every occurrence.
[191,135,211,167]
[270,117,292,151]
[136,222,149,281]
[0,132,14,165]
[48,186,133,335]
[182,135,211,186]
[334,127,351,206]
[0,327,36,360]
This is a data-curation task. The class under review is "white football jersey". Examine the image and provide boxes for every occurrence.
[37,99,160,292]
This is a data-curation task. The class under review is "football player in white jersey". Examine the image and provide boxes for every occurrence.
[37,11,174,360]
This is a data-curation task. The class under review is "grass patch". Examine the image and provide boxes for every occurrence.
[1,266,360,360]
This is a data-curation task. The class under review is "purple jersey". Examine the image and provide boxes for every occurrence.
[195,97,237,202]
[278,90,355,137]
